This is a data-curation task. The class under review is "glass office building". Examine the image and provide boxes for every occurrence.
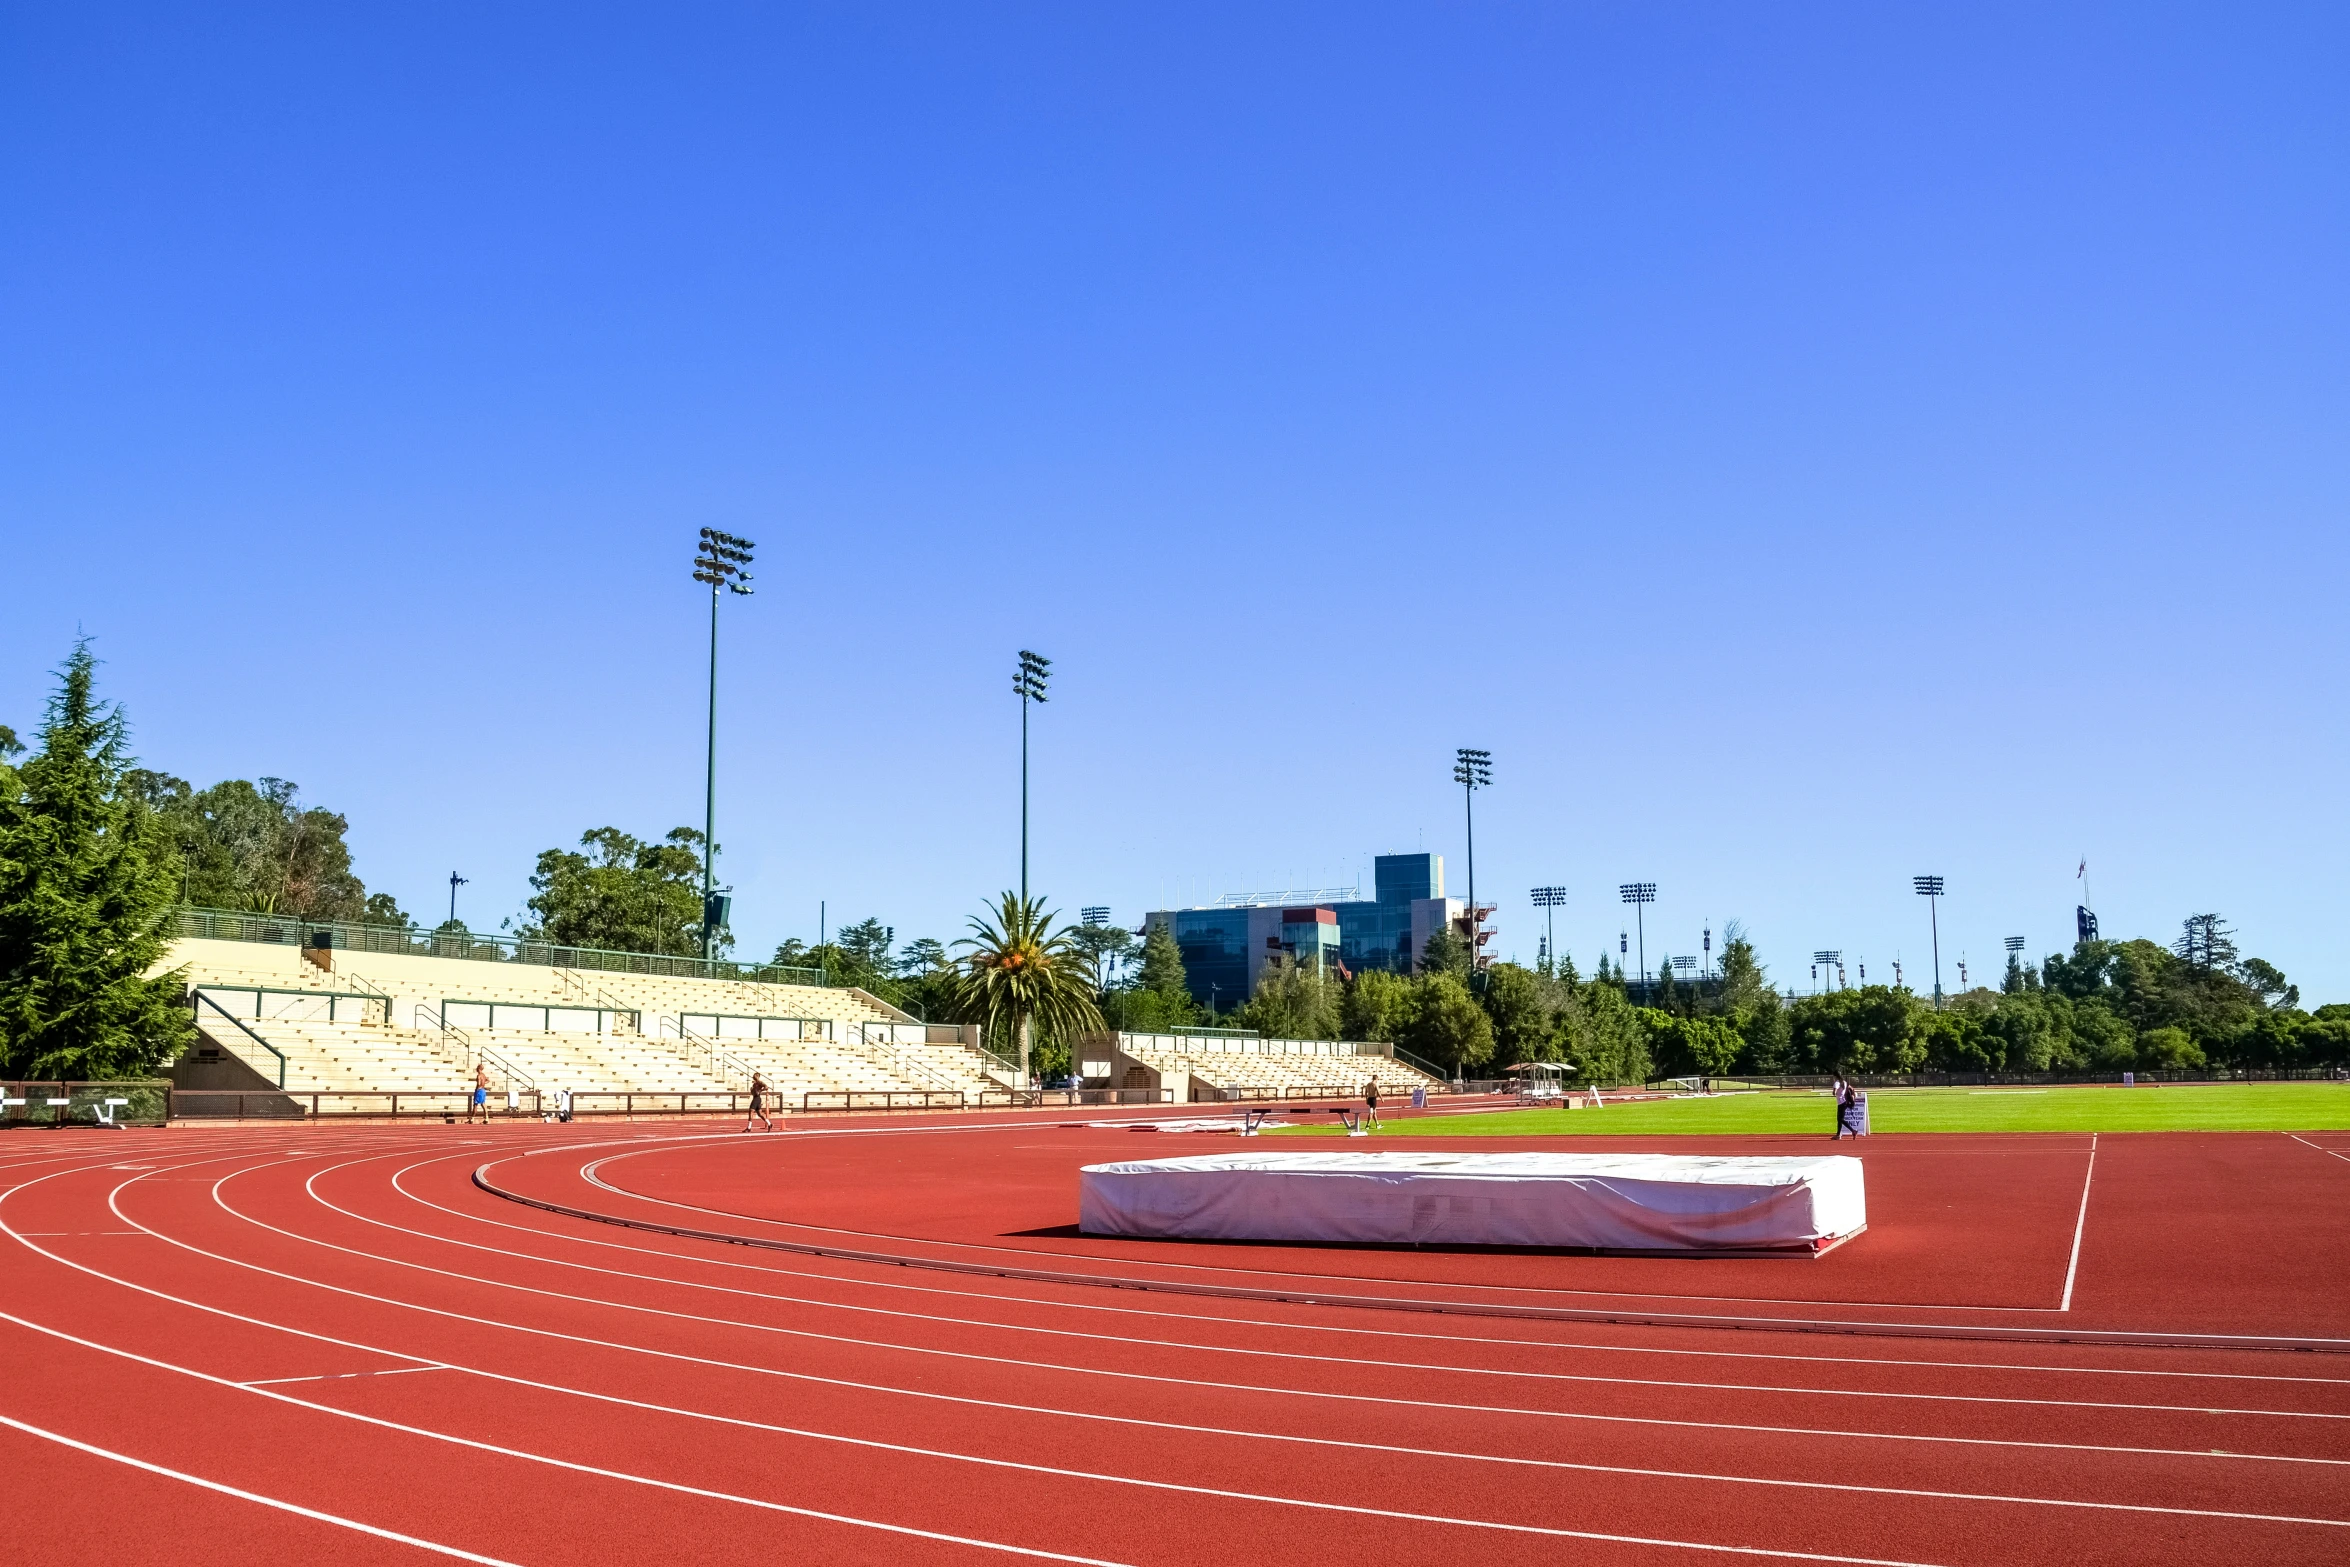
[1145,853,1462,1012]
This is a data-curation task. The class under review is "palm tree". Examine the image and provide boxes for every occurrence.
[952,892,1104,1083]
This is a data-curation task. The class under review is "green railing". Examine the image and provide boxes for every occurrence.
[193,992,288,1088]
[173,906,827,988]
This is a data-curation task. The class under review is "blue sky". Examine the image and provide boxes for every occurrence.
[4,5,2345,998]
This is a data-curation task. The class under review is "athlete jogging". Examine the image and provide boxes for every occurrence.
[468,1063,491,1123]
[745,1071,773,1133]
[1363,1077,1381,1130]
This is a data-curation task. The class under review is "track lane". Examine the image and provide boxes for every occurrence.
[10,1121,2348,1566]
[36,1146,2350,1559]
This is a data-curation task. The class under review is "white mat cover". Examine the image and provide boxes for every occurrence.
[1077,1150,1865,1252]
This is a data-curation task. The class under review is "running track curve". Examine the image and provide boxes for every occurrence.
[5,1113,2349,1566]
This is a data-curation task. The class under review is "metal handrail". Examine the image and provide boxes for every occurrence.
[334,969,398,1025]
[194,991,288,1089]
[413,1004,535,1095]
[552,967,645,1031]
[175,905,829,988]
[654,1015,756,1090]
[1390,1045,1450,1081]
[845,1022,965,1097]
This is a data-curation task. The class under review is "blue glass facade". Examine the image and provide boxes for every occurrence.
[1148,853,1459,1010]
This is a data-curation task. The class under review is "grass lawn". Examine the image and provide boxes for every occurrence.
[1267,1082,2350,1137]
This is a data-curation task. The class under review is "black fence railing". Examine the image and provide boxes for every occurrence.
[173,906,827,988]
[171,1089,544,1120]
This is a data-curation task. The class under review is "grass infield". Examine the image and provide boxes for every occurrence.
[1269,1081,2350,1136]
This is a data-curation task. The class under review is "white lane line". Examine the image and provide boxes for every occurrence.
[382,1147,2350,1388]
[0,1412,527,1565]
[93,1153,2350,1472]
[0,1306,1136,1567]
[242,1365,450,1387]
[2060,1134,2098,1313]
[286,1155,2350,1424]
[2289,1134,2350,1166]
[16,1164,2350,1550]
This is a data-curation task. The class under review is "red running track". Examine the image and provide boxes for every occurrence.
[3,1112,2348,1566]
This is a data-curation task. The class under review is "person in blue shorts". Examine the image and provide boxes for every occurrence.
[467,1063,490,1124]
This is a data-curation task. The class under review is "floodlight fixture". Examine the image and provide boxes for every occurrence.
[1913,874,1946,1008]
[691,529,758,964]
[1453,750,1493,974]
[1082,907,1110,927]
[1618,883,1656,998]
[447,872,468,928]
[2004,936,2026,953]
[1530,885,1566,973]
[1014,650,1054,904]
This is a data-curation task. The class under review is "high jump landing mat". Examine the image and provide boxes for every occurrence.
[1077,1149,1866,1256]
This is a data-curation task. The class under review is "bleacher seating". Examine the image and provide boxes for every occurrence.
[161,936,1012,1106]
[1119,1041,1442,1100]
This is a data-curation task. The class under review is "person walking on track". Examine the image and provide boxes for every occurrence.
[1363,1078,1382,1130]
[468,1063,491,1124]
[746,1072,773,1133]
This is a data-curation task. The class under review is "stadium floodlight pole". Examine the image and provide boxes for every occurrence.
[693,528,756,967]
[1813,950,1840,994]
[1015,651,1051,904]
[1453,749,1492,974]
[1913,875,1946,1010]
[447,872,467,928]
[1619,883,1656,1000]
[1530,886,1566,975]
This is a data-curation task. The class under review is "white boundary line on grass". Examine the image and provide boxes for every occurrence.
[2060,1134,2098,1312]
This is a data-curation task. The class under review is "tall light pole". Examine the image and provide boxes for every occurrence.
[1702,924,1712,983]
[2004,934,2026,990]
[1619,883,1656,1000]
[1453,749,1491,974]
[447,872,467,928]
[1015,651,1051,905]
[1813,950,1840,994]
[693,528,755,965]
[1530,886,1566,975]
[1913,875,1946,1009]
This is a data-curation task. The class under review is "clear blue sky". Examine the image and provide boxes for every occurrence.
[4,5,2344,998]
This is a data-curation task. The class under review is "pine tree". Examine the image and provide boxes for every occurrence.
[0,645,193,1079]
[1135,919,1190,1001]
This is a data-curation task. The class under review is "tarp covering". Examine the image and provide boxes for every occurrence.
[1077,1150,1865,1253]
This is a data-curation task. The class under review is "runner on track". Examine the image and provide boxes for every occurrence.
[1363,1078,1381,1130]
[468,1062,491,1124]
[746,1072,773,1133]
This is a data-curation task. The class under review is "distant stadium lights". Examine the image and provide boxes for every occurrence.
[692,529,758,965]
[1082,907,1109,927]
[1913,874,1946,1010]
[1016,649,1051,703]
[1617,883,1655,999]
[1453,750,1493,975]
[1530,886,1565,975]
[693,528,756,596]
[1812,949,1842,993]
[2004,936,2027,954]
[1015,651,1052,905]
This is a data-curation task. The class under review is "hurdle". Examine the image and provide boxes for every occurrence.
[93,1097,131,1128]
